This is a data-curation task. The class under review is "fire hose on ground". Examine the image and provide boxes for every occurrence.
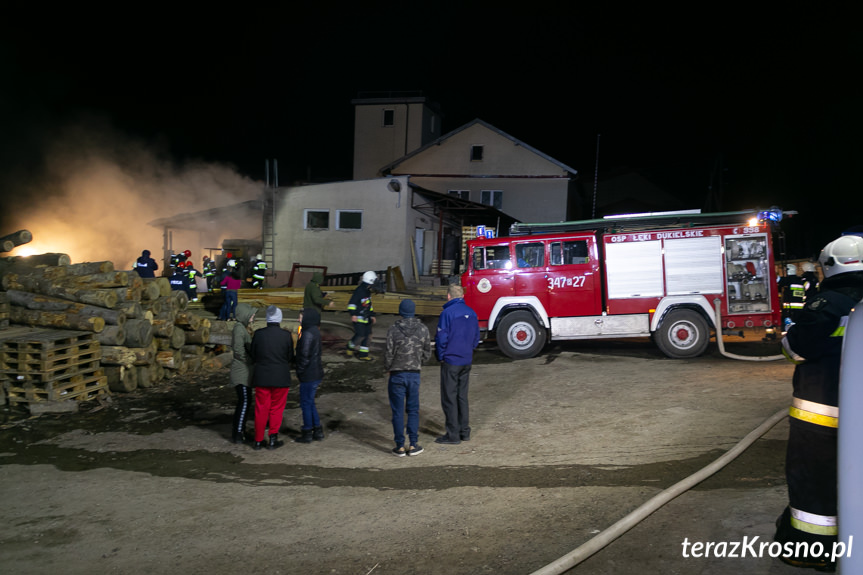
[529,407,789,575]
[530,301,789,574]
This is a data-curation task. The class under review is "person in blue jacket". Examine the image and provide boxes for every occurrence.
[434,284,480,445]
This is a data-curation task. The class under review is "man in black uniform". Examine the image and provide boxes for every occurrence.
[774,235,863,571]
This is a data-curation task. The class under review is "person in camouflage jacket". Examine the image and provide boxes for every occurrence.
[384,299,431,457]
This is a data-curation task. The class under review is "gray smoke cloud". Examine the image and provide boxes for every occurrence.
[2,117,263,271]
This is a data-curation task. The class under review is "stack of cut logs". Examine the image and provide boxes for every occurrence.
[0,254,228,399]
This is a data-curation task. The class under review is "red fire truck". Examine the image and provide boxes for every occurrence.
[461,210,784,359]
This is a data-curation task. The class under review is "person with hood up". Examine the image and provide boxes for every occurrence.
[303,271,335,313]
[294,307,325,443]
[384,299,431,457]
[250,305,293,450]
[229,303,256,444]
[135,250,158,278]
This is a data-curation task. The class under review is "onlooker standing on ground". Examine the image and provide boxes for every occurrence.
[303,271,335,313]
[229,303,256,444]
[250,305,293,450]
[434,284,480,445]
[294,307,325,444]
[346,271,377,361]
[135,249,158,278]
[384,299,431,457]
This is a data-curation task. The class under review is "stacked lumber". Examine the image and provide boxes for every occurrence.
[1,259,225,405]
[0,291,8,329]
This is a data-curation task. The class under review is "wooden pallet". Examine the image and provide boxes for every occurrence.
[0,342,101,372]
[4,371,108,405]
[1,358,102,384]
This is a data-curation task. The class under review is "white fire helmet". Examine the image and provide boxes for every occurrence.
[818,235,863,278]
[802,261,816,273]
[785,263,798,276]
[362,270,377,285]
[256,254,262,260]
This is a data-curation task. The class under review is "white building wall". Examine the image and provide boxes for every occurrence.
[272,176,426,276]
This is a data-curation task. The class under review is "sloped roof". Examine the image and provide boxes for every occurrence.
[380,118,578,177]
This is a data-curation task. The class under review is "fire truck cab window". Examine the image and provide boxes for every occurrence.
[550,240,589,265]
[473,245,511,270]
[515,243,545,268]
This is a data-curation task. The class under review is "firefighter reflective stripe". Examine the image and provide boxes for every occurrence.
[830,315,849,338]
[790,506,838,536]
[781,337,805,363]
[783,301,805,309]
[789,397,838,428]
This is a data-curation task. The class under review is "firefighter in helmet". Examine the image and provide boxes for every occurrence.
[800,261,820,301]
[169,261,189,293]
[249,253,267,289]
[346,271,377,360]
[773,235,863,571]
[202,255,217,292]
[184,260,200,302]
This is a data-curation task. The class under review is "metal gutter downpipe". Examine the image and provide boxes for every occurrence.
[713,298,784,362]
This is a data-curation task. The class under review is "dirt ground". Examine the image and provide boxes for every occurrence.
[0,312,829,574]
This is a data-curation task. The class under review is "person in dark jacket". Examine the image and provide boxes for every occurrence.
[135,249,158,278]
[385,299,431,457]
[800,261,820,301]
[229,303,256,444]
[434,284,480,445]
[773,235,863,571]
[303,271,334,313]
[250,305,293,450]
[294,307,325,444]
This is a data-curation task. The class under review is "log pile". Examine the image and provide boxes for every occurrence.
[1,256,226,407]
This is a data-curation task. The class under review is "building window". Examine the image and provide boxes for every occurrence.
[480,190,503,210]
[448,190,470,200]
[304,209,329,230]
[471,145,484,161]
[336,210,363,230]
[383,109,395,127]
[430,114,436,133]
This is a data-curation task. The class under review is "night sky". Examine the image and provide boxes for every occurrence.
[2,4,860,258]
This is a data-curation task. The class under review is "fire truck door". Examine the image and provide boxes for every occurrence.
[464,243,515,321]
[512,241,552,311]
[545,237,601,317]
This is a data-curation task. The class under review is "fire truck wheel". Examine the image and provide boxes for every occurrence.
[655,309,710,359]
[497,310,546,359]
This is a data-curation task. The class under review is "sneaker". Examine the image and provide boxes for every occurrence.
[392,446,406,457]
[357,355,373,362]
[407,445,424,456]
[434,435,461,445]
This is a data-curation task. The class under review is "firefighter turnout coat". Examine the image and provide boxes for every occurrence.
[775,270,863,556]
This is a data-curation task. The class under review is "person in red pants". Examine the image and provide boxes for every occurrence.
[250,305,293,450]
